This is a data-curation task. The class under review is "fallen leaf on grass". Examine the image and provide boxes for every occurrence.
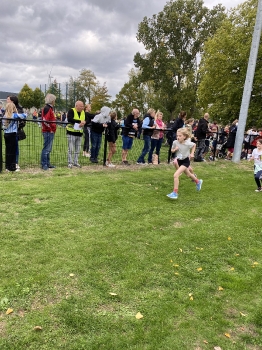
[224,333,231,338]
[235,253,240,256]
[33,326,42,331]
[173,264,179,267]
[135,312,143,319]
[228,237,232,240]
[203,340,208,344]
[214,347,222,350]
[6,308,13,315]
[109,292,117,296]
[179,248,183,252]
[240,312,247,317]
[69,273,75,277]
[230,267,235,271]
[196,247,204,250]
[189,293,193,300]
[189,296,194,300]
[197,267,202,272]
[218,286,224,291]
[174,272,179,275]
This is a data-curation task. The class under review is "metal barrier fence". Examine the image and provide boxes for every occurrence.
[0,118,256,172]
[0,118,173,172]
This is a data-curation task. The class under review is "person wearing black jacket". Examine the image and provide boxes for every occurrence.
[195,113,210,161]
[105,111,120,167]
[121,109,141,165]
[83,104,95,157]
[171,111,187,141]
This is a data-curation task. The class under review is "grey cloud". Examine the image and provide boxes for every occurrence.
[0,0,244,98]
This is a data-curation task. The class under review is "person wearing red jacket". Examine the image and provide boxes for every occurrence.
[41,94,57,170]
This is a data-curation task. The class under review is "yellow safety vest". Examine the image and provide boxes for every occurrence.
[66,108,85,134]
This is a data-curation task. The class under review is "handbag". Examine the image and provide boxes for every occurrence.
[17,129,26,141]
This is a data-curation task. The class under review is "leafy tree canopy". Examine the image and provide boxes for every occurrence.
[197,0,261,127]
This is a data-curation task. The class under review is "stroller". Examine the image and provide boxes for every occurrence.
[216,140,227,159]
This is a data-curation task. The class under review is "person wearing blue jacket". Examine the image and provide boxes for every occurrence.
[2,102,26,172]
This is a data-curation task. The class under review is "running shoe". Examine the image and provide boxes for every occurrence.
[196,179,203,191]
[167,192,178,199]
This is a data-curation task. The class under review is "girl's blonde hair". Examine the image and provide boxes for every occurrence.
[4,102,17,127]
[4,102,17,118]
[155,110,163,120]
[177,127,191,140]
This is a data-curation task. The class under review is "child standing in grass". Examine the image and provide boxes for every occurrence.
[249,138,262,192]
[167,127,203,199]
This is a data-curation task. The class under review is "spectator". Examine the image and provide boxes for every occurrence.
[83,104,95,157]
[249,138,262,192]
[136,108,156,165]
[106,111,120,167]
[225,119,238,160]
[3,102,26,172]
[195,112,210,161]
[90,106,111,163]
[121,108,141,165]
[148,110,166,164]
[7,95,26,170]
[40,93,57,170]
[66,101,86,168]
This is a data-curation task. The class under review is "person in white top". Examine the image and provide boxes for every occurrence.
[249,138,262,192]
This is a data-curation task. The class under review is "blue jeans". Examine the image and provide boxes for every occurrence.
[90,131,102,159]
[41,132,55,168]
[148,138,163,163]
[137,135,151,163]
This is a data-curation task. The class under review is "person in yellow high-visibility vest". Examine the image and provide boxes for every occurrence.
[66,101,86,168]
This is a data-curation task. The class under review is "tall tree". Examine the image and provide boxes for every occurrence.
[33,87,45,109]
[77,69,97,103]
[18,84,34,109]
[134,0,226,117]
[197,0,261,126]
[91,82,111,112]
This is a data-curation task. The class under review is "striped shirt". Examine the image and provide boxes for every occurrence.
[2,113,27,133]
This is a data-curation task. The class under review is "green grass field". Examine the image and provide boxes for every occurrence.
[0,161,262,350]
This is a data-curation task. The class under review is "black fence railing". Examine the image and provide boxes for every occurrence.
[0,118,257,172]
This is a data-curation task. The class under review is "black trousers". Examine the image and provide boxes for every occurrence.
[4,132,17,171]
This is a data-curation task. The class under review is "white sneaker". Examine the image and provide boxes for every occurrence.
[86,152,91,157]
[108,163,115,168]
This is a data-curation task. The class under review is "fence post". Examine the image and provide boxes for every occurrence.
[103,128,108,166]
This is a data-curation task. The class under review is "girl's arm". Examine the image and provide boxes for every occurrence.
[171,146,178,153]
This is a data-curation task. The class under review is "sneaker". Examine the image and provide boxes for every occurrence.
[122,161,130,165]
[68,164,73,169]
[107,163,116,168]
[86,152,91,158]
[196,179,203,191]
[16,164,20,169]
[42,165,49,171]
[167,192,178,199]
[74,164,82,168]
[255,187,262,192]
[48,165,56,169]
[136,162,147,165]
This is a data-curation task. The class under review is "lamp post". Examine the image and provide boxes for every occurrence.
[232,0,262,162]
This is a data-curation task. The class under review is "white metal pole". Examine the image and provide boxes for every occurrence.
[232,0,262,162]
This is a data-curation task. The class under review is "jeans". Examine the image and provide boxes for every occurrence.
[41,132,55,168]
[195,139,206,159]
[137,135,151,163]
[90,131,102,160]
[148,138,163,163]
[83,127,90,152]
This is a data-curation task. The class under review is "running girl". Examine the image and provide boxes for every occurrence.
[249,138,262,192]
[167,127,203,199]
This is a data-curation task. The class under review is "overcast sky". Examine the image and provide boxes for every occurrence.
[0,0,244,100]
